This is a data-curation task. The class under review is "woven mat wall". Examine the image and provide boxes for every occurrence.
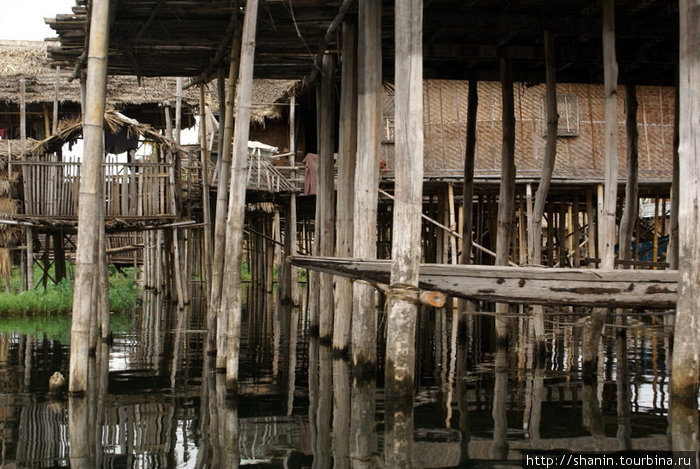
[382,80,674,181]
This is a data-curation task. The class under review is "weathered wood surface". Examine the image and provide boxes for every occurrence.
[671,0,700,403]
[290,256,678,308]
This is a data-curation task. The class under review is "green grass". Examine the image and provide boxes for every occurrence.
[0,265,140,316]
[0,312,136,342]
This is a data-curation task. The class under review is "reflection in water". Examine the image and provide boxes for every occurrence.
[0,289,695,468]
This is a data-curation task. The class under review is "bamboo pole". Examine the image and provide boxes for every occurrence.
[212,11,241,369]
[52,66,60,135]
[495,57,516,344]
[384,0,422,463]
[671,0,700,406]
[318,52,337,342]
[220,0,259,390]
[199,85,215,352]
[619,84,639,265]
[333,21,358,355]
[352,0,382,370]
[68,0,110,394]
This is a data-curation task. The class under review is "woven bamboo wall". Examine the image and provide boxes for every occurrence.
[382,80,675,182]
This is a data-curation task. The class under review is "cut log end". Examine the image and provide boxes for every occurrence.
[419,290,447,308]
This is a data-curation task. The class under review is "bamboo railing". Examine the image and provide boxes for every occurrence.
[14,155,174,219]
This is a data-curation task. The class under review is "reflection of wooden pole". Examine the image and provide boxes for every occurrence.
[495,58,516,344]
[334,22,358,354]
[221,0,259,389]
[352,0,382,370]
[68,0,110,394]
[385,0,422,463]
[671,0,700,405]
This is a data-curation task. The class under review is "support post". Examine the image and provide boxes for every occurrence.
[458,79,478,339]
[385,0,423,464]
[334,22,358,355]
[495,58,516,345]
[19,78,33,291]
[529,31,558,355]
[200,85,215,352]
[220,0,259,390]
[68,0,110,394]
[318,53,337,342]
[352,0,382,370]
[212,14,241,367]
[599,0,619,271]
[671,0,700,405]
[584,0,619,375]
[619,84,639,265]
[668,83,680,269]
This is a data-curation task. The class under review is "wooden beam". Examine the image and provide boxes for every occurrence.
[305,0,354,87]
[291,256,678,309]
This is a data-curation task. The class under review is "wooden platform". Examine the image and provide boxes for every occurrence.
[290,256,678,308]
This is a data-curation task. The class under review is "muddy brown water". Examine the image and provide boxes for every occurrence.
[0,288,696,468]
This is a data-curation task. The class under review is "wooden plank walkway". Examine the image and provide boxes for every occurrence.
[290,256,678,308]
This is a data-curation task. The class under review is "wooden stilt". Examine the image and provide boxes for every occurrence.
[68,0,110,394]
[619,84,639,266]
[221,0,259,390]
[334,21,358,355]
[385,0,422,462]
[529,31,558,267]
[164,104,187,310]
[668,83,680,269]
[318,52,337,342]
[671,0,700,405]
[352,0,382,370]
[584,0,619,376]
[199,85,215,353]
[212,14,242,369]
[599,0,619,271]
[495,57,516,344]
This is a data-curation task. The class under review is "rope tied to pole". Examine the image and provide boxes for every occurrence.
[385,283,420,304]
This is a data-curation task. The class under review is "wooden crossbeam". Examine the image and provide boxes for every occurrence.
[290,255,678,308]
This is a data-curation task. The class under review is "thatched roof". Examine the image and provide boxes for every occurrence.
[0,40,298,124]
[30,110,185,156]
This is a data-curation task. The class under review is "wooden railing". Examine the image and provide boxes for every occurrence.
[14,155,174,218]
